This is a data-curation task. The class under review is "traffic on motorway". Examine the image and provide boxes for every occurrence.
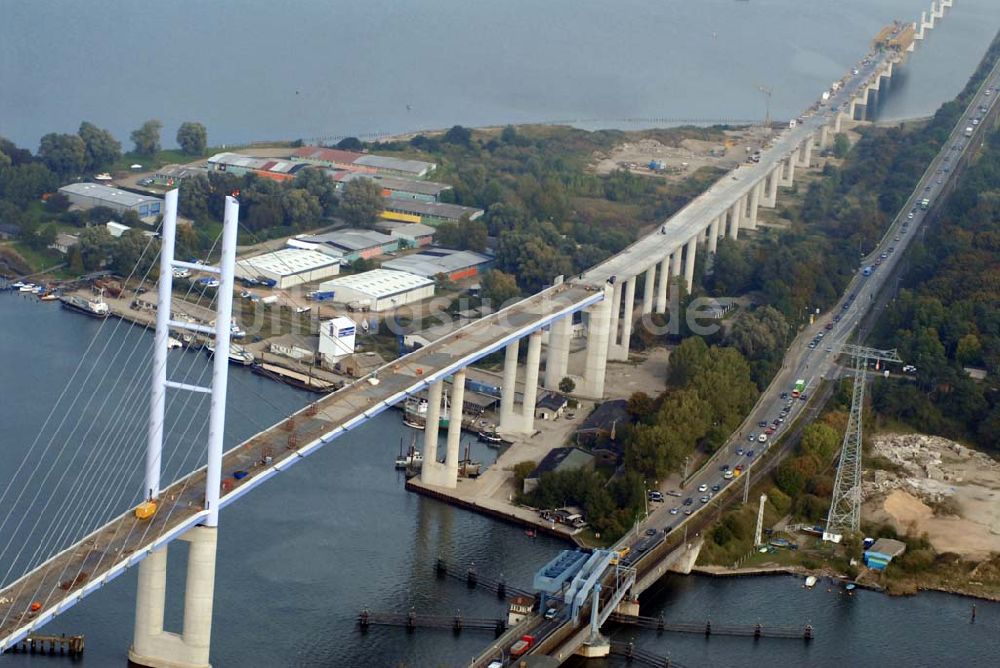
[623,64,1000,555]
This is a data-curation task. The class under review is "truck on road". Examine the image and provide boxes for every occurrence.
[792,379,806,398]
[920,198,930,210]
[510,635,536,657]
[965,126,974,137]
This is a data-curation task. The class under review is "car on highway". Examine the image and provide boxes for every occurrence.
[825,323,834,330]
[907,212,914,220]
[833,314,842,323]
[683,497,693,506]
[895,235,901,241]
[758,421,768,428]
[747,433,756,442]
[700,496,710,504]
[746,450,755,458]
[734,465,744,474]
[645,528,657,536]
[684,509,693,516]
[723,470,734,480]
[711,484,721,492]
[780,392,788,399]
[666,490,681,497]
[670,507,679,515]
[720,464,730,472]
[808,341,817,349]
[765,426,775,435]
[800,393,809,401]
[698,484,708,492]
[736,448,744,456]
[648,491,664,503]
[758,434,768,444]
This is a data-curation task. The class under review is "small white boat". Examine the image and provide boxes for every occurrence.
[10,281,26,289]
[804,576,818,588]
[205,340,255,366]
[18,283,36,292]
[394,436,423,469]
[167,337,183,350]
[94,172,113,181]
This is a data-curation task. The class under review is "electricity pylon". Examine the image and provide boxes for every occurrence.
[824,344,903,540]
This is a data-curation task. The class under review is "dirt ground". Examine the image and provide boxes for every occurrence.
[590,127,773,181]
[863,433,1000,559]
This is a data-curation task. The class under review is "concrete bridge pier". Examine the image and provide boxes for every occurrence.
[670,249,683,287]
[797,136,813,168]
[606,280,622,359]
[779,155,795,187]
[543,315,572,389]
[727,200,741,239]
[129,526,218,668]
[819,124,830,150]
[655,255,670,313]
[746,183,761,229]
[499,332,542,433]
[683,236,697,293]
[579,285,613,399]
[611,278,636,362]
[707,215,721,253]
[422,370,466,488]
[641,264,656,315]
[762,166,779,207]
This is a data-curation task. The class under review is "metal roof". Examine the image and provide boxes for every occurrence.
[335,171,451,196]
[382,199,484,221]
[353,154,436,176]
[382,248,491,278]
[58,183,162,208]
[319,269,433,299]
[298,229,396,253]
[291,146,363,164]
[375,221,436,239]
[237,248,340,277]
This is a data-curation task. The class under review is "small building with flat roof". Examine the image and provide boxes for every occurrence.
[235,248,341,289]
[375,220,436,248]
[382,247,493,282]
[381,199,484,226]
[523,447,594,494]
[49,233,79,255]
[268,334,319,362]
[864,538,907,570]
[289,229,399,263]
[58,183,163,220]
[152,164,206,187]
[318,269,434,312]
[535,393,569,421]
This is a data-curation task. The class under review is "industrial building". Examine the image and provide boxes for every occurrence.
[318,316,357,366]
[206,152,308,182]
[288,229,398,262]
[291,146,436,178]
[375,221,435,248]
[523,448,594,494]
[334,172,452,202]
[151,164,206,187]
[317,269,434,312]
[235,248,341,289]
[380,199,484,226]
[58,183,163,220]
[382,247,492,281]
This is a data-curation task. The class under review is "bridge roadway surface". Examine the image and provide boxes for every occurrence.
[0,282,602,650]
[580,50,892,284]
[482,39,1000,668]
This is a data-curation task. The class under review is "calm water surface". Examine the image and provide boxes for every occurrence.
[2,0,1000,148]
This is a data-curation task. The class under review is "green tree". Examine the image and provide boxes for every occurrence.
[832,133,850,158]
[667,337,709,387]
[176,122,207,155]
[513,460,536,487]
[435,218,488,252]
[130,120,163,155]
[77,122,121,172]
[112,229,158,275]
[442,125,472,146]
[76,225,115,270]
[281,188,322,228]
[559,377,576,394]
[294,167,338,215]
[336,137,363,151]
[479,269,520,306]
[339,177,383,228]
[178,173,212,221]
[37,133,85,177]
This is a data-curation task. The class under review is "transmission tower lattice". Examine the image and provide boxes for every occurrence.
[825,344,903,539]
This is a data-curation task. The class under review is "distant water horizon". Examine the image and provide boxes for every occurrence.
[2,0,1000,151]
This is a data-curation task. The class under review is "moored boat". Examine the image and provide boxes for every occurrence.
[60,294,110,318]
[205,340,254,366]
[403,392,450,429]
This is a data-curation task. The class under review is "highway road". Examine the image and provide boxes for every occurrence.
[580,47,895,284]
[627,50,1000,551]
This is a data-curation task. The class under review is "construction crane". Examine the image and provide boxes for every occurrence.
[758,85,773,134]
[824,344,903,542]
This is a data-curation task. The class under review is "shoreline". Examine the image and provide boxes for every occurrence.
[690,563,1000,603]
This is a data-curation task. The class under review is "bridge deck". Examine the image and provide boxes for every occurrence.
[581,50,895,284]
[0,282,602,651]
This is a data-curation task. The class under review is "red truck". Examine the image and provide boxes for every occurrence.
[510,634,536,657]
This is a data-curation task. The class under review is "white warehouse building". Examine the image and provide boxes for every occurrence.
[317,269,434,312]
[235,248,341,289]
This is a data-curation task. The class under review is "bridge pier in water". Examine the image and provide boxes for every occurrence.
[129,527,218,668]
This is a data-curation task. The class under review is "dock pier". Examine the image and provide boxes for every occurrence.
[609,613,814,640]
[358,609,507,637]
[3,633,85,658]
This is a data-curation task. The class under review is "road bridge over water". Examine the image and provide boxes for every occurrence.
[0,2,962,666]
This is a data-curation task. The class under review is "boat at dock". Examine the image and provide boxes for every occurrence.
[403,392,450,429]
[60,294,110,318]
[167,337,183,350]
[458,442,481,478]
[805,575,818,588]
[251,360,338,393]
[394,435,423,469]
[205,340,255,366]
[477,428,510,447]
